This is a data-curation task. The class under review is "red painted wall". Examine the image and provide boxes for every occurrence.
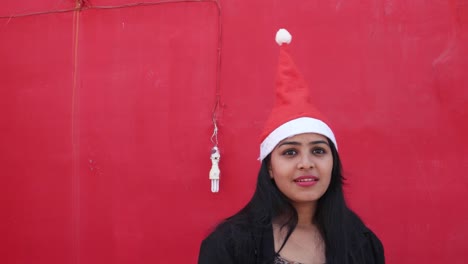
[1,1,467,263]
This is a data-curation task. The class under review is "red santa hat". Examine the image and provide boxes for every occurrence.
[259,29,338,161]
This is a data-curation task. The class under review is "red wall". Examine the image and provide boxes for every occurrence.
[1,0,467,263]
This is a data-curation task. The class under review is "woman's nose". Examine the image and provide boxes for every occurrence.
[297,154,314,170]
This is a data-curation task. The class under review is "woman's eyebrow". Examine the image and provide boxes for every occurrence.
[278,140,329,147]
[277,141,301,147]
[309,140,329,146]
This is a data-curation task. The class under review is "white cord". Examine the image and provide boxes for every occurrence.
[211,122,218,146]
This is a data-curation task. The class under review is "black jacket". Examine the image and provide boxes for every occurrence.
[198,219,385,264]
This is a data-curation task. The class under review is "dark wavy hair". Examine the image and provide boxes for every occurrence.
[224,138,365,264]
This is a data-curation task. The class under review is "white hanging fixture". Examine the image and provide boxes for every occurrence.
[209,146,220,193]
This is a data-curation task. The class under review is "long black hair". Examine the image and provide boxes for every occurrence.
[223,139,365,264]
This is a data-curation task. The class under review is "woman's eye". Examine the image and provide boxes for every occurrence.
[282,149,297,156]
[312,148,326,155]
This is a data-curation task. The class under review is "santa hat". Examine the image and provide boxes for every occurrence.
[259,29,338,161]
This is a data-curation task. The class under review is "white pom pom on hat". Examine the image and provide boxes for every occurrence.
[258,28,337,161]
[275,28,292,46]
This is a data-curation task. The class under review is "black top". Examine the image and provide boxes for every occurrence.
[198,218,385,264]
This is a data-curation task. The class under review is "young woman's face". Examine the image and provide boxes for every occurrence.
[269,133,333,206]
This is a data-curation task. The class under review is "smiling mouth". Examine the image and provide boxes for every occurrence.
[294,175,319,182]
[294,178,318,182]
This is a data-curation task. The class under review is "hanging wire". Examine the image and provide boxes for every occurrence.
[0,0,220,18]
[210,0,222,149]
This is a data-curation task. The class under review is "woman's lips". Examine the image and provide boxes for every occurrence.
[294,175,319,187]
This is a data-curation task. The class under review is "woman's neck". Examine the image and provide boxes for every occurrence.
[273,202,318,228]
[293,201,317,228]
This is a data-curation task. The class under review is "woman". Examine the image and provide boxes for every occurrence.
[198,29,384,264]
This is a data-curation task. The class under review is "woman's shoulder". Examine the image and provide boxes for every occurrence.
[199,221,236,264]
[357,227,385,264]
[198,217,259,264]
[347,210,385,263]
[204,216,255,242]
